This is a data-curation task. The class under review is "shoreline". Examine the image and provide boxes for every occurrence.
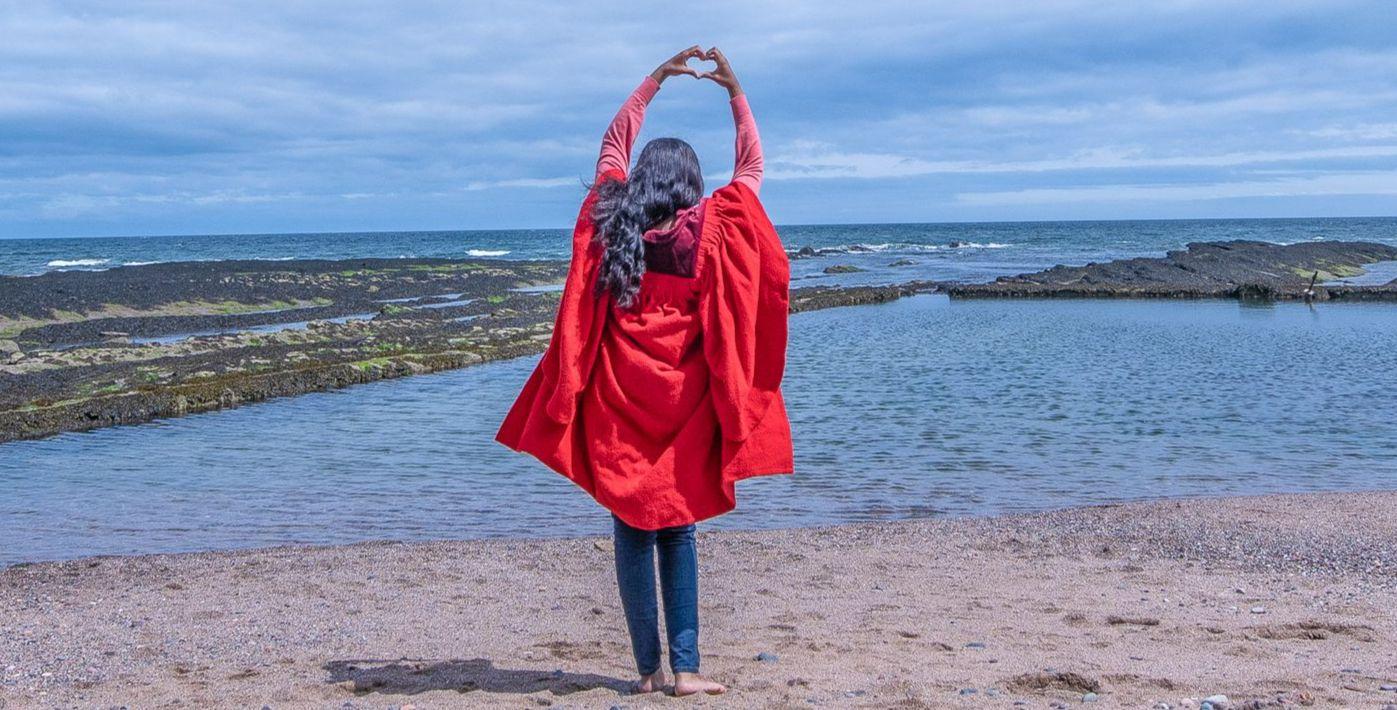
[5,490,1396,708]
[4,485,1394,572]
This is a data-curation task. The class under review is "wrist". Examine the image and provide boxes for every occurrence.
[727,82,743,99]
[649,67,667,84]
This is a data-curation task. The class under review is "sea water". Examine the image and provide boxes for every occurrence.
[4,294,1396,565]
[5,216,1397,287]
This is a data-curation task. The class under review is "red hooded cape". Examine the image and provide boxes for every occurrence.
[496,173,793,530]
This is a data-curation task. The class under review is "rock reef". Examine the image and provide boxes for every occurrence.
[7,239,1396,443]
[0,259,927,443]
[948,240,1397,300]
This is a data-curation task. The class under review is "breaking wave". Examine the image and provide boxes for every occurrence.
[788,241,1013,256]
[46,258,111,268]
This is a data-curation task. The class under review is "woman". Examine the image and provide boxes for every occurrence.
[496,46,792,697]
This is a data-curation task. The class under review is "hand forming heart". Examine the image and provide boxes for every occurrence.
[651,46,743,98]
[653,46,705,81]
[694,47,740,97]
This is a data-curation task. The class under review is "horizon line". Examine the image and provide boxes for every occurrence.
[5,213,1397,242]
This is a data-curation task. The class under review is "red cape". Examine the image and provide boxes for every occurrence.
[496,175,793,529]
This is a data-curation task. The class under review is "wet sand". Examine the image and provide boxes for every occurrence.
[3,491,1396,709]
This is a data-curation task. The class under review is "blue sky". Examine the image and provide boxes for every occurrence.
[3,1,1396,238]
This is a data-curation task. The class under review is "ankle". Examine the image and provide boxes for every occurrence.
[634,669,666,693]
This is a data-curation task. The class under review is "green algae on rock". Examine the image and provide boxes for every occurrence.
[0,258,934,443]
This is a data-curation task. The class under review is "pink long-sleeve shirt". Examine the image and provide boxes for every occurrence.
[596,76,763,194]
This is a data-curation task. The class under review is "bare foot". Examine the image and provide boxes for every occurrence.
[673,672,726,696]
[634,670,666,694]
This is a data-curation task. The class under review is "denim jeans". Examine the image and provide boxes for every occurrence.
[612,514,700,675]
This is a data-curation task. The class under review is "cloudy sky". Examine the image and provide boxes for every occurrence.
[3,1,1396,238]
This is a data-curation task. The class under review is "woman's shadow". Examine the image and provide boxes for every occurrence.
[323,658,631,697]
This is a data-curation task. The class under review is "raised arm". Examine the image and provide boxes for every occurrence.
[729,94,763,194]
[596,46,704,180]
[698,47,763,194]
[595,78,657,180]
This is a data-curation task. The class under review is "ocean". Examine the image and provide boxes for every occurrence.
[6,216,1397,287]
[3,217,1397,565]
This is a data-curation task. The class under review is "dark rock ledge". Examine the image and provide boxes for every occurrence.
[0,257,925,444]
[6,239,1395,443]
[947,240,1397,300]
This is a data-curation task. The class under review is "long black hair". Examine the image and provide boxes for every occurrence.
[592,137,703,308]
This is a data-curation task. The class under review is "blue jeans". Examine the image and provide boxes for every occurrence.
[612,514,700,675]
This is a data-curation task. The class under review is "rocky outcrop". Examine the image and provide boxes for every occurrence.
[11,239,1394,442]
[947,240,1397,300]
[788,282,935,313]
[0,258,936,443]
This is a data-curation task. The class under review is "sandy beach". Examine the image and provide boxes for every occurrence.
[2,491,1395,709]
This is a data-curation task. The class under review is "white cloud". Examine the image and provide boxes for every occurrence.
[463,177,579,191]
[1310,123,1397,141]
[37,189,304,219]
[956,171,1397,206]
[767,143,1397,180]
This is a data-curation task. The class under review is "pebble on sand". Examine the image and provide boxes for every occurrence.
[1200,694,1230,710]
[755,651,779,662]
